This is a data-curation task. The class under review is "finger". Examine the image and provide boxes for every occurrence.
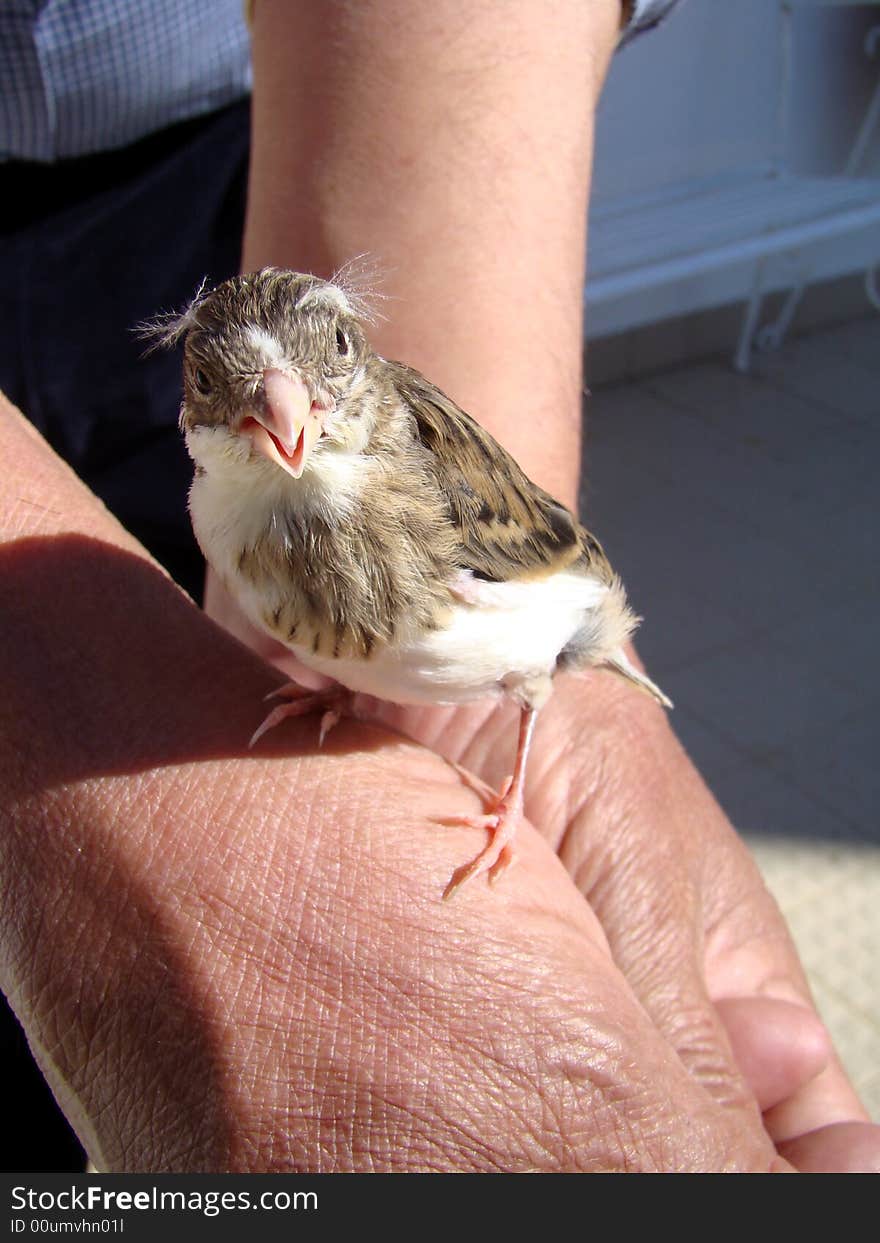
[714,996,830,1112]
[702,840,875,1151]
[563,716,849,1130]
[762,1055,872,1141]
[582,856,762,1117]
[776,1122,880,1174]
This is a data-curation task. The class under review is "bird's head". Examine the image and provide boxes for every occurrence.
[157,268,377,480]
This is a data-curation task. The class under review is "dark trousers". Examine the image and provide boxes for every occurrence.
[0,100,250,1170]
[0,98,250,599]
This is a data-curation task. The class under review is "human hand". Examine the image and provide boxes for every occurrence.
[386,676,880,1174]
[206,569,880,1172]
[0,687,798,1173]
[0,398,798,1172]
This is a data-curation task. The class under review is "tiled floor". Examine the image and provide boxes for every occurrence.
[584,315,880,1120]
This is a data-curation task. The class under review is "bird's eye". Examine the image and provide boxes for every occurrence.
[335,327,349,356]
[193,367,212,395]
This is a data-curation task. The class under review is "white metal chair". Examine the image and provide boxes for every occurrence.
[585,0,880,371]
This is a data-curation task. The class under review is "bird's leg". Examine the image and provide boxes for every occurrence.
[249,681,351,749]
[443,705,538,900]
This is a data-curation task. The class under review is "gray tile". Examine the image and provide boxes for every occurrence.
[647,361,848,449]
[583,451,753,670]
[743,834,880,1111]
[584,332,630,388]
[717,763,856,844]
[756,335,880,423]
[745,834,870,912]
[583,393,751,629]
[582,390,678,515]
[816,316,880,378]
[669,522,831,634]
[588,451,876,641]
[785,496,880,610]
[586,381,878,663]
[665,705,747,793]
[593,379,877,551]
[588,383,743,478]
[627,580,751,678]
[803,975,880,1114]
[793,856,880,1020]
[776,598,880,700]
[769,703,880,845]
[588,319,880,1106]
[664,633,865,762]
[580,444,679,540]
[859,1069,880,1125]
[627,316,691,377]
[683,419,876,544]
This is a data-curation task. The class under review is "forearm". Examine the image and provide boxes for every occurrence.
[244,0,623,507]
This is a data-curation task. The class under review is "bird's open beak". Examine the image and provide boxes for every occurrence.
[241,368,325,479]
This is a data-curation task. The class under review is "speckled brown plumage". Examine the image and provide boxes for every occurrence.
[155,267,670,895]
[386,359,615,588]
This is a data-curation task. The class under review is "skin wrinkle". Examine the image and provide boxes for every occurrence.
[704,885,802,997]
[658,999,756,1112]
[247,765,666,1173]
[552,700,831,1129]
[212,750,581,1168]
[361,1055,539,1170]
[545,702,765,1112]
[418,951,646,1170]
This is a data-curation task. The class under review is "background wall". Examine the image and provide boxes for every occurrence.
[586,0,880,340]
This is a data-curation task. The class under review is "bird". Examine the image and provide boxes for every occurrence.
[152,266,671,897]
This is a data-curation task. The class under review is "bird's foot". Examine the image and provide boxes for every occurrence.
[249,682,350,749]
[442,776,521,900]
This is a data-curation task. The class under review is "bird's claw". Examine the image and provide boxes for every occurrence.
[442,777,521,900]
[318,709,342,747]
[443,837,517,901]
[249,683,348,749]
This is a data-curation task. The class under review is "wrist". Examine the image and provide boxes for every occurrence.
[242,0,622,508]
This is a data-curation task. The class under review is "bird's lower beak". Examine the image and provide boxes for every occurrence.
[241,368,324,479]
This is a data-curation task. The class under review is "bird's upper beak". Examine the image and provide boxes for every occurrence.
[240,368,325,479]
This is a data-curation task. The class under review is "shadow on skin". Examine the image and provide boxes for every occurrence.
[0,531,425,1170]
[0,532,399,796]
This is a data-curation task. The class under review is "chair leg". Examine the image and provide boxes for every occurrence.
[734,257,767,373]
[865,263,880,313]
[755,248,812,354]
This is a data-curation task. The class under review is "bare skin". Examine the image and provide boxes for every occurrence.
[0,396,862,1171]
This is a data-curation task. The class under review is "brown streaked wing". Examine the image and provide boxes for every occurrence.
[390,362,609,585]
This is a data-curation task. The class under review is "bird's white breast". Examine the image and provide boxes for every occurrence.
[186,426,624,710]
[186,424,375,590]
[293,568,615,708]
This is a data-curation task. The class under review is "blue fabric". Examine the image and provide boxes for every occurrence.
[0,1,681,162]
[0,0,251,161]
[621,0,682,45]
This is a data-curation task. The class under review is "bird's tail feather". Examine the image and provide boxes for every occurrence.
[604,649,673,710]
